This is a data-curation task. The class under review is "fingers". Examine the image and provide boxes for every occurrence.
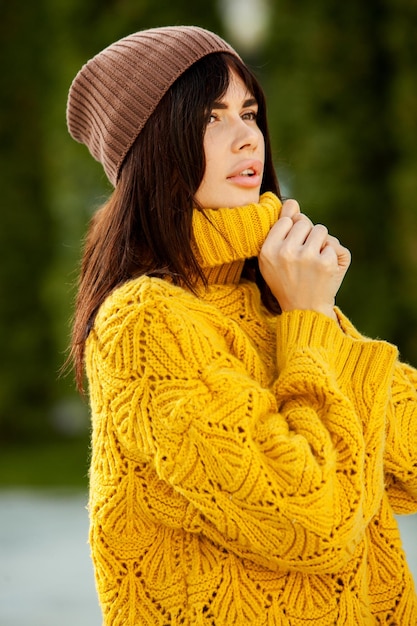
[277,215,326,252]
[280,199,301,221]
[280,199,312,231]
[262,213,315,259]
[260,217,294,261]
[322,235,352,271]
[302,223,329,251]
[275,199,351,271]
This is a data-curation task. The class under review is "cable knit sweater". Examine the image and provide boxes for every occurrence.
[86,192,417,625]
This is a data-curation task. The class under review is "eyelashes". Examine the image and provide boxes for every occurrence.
[207,110,258,125]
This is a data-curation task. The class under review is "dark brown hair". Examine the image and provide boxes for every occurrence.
[69,52,281,391]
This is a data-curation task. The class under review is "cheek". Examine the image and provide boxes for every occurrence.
[259,130,266,154]
[202,142,223,182]
[203,133,220,165]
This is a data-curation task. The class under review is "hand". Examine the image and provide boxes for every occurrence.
[259,200,351,320]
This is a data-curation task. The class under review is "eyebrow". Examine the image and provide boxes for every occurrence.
[211,97,258,110]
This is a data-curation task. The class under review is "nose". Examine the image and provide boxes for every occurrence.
[231,118,260,153]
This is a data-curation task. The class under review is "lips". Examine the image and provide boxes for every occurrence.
[226,159,263,188]
[227,160,263,179]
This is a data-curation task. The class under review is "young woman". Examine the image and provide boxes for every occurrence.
[67,26,417,625]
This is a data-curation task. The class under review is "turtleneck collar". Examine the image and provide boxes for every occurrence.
[192,192,282,285]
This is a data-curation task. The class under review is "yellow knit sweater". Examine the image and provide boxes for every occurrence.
[86,193,417,625]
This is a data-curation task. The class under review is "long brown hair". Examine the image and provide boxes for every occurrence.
[69,52,281,391]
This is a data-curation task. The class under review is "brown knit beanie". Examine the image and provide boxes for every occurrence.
[66,26,240,186]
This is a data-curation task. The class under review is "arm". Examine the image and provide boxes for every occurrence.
[336,310,417,514]
[384,362,417,513]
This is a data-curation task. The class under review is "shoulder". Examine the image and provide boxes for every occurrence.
[88,276,224,371]
[94,276,196,328]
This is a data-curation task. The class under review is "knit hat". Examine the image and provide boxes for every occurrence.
[66,26,240,186]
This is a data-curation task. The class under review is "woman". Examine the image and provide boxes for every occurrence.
[67,26,417,625]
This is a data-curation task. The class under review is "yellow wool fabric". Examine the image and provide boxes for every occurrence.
[86,193,417,625]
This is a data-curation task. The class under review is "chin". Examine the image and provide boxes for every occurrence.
[233,191,261,207]
[219,190,261,209]
[195,187,261,210]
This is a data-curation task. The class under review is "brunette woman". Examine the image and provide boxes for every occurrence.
[67,26,417,625]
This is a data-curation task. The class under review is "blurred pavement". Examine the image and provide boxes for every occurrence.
[0,490,416,626]
[0,490,101,626]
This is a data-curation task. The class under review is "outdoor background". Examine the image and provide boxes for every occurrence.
[1,0,416,624]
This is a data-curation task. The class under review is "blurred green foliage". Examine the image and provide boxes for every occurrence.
[0,437,90,487]
[1,0,416,452]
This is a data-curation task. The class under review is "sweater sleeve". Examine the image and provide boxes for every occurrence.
[381,362,417,513]
[336,309,417,514]
[88,281,397,574]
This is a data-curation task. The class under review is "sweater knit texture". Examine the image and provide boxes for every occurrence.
[86,192,417,625]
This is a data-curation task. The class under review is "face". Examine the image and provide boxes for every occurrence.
[194,70,265,209]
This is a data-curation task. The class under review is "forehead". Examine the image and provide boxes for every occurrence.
[217,69,256,103]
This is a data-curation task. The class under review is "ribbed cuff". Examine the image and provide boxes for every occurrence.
[276,308,398,392]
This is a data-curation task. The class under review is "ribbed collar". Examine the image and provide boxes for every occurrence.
[192,192,282,285]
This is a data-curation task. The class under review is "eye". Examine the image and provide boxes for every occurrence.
[207,113,218,124]
[242,110,258,121]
